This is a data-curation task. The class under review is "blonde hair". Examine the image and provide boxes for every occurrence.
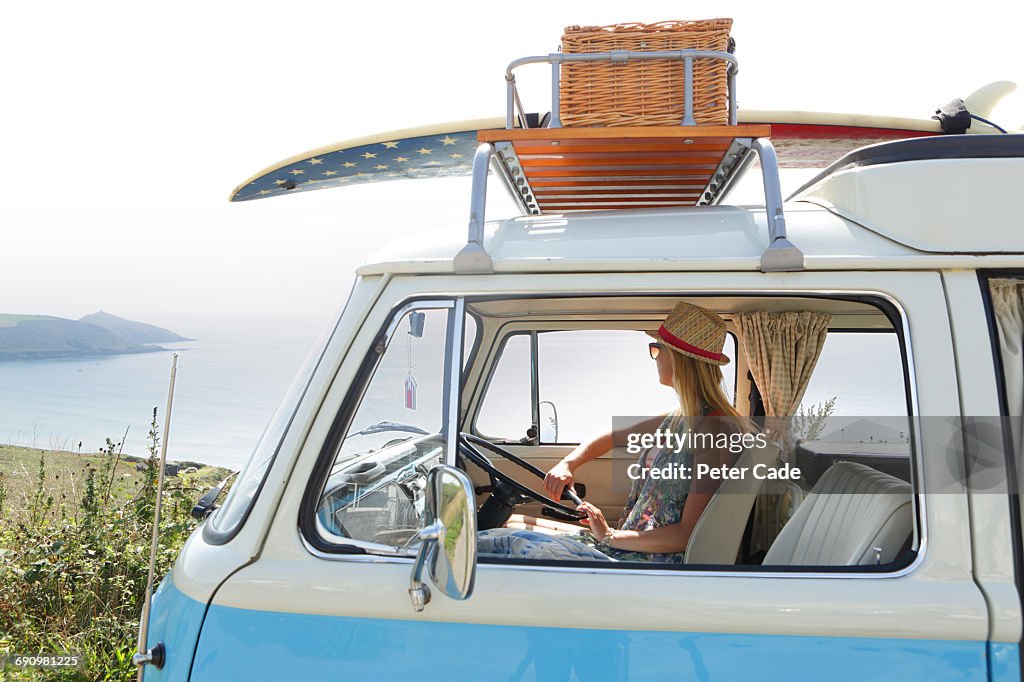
[667,351,749,435]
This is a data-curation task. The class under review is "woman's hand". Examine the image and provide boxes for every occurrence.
[544,460,575,501]
[577,501,611,542]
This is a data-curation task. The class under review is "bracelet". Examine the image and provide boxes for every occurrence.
[600,528,617,546]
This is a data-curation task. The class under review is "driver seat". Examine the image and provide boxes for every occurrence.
[683,441,781,565]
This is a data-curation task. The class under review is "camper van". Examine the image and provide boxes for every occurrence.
[136,34,1024,681]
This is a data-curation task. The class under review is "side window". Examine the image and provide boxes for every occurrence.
[985,276,1024,497]
[475,334,532,441]
[475,330,736,444]
[315,306,454,550]
[538,330,682,444]
[795,331,911,485]
[468,298,918,574]
[801,332,908,417]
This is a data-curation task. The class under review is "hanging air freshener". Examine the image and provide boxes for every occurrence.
[404,372,418,410]
[404,314,418,411]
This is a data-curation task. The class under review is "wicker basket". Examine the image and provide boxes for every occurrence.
[559,19,734,127]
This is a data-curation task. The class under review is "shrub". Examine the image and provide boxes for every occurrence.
[792,396,838,444]
[0,409,200,681]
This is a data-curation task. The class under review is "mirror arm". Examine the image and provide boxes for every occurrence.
[408,520,443,612]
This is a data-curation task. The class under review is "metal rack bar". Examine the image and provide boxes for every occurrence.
[550,61,562,128]
[683,57,695,126]
[505,50,739,130]
[751,138,804,272]
[453,143,496,274]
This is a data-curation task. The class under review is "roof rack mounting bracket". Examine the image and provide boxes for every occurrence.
[752,138,804,273]
[493,141,539,216]
[454,143,496,274]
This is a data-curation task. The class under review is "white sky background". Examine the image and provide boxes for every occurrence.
[1,1,1022,332]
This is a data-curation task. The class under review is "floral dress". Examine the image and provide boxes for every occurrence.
[477,410,710,563]
[598,413,694,563]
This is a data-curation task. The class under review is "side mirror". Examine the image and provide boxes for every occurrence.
[539,400,559,442]
[408,465,477,611]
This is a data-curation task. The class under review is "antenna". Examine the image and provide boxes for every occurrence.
[133,352,178,677]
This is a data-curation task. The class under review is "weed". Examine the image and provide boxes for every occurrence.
[0,408,219,681]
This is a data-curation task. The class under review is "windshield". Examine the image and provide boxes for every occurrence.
[207,308,339,540]
[314,305,455,550]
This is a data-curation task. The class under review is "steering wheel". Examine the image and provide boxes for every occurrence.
[457,432,585,529]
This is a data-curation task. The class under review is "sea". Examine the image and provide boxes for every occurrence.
[0,315,328,470]
[0,314,905,471]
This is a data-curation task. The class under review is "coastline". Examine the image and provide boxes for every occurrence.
[0,345,170,363]
[0,441,215,470]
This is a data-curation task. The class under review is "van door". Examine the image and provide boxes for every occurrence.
[191,272,993,681]
[960,269,1024,680]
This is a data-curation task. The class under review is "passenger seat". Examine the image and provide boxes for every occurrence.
[762,460,912,566]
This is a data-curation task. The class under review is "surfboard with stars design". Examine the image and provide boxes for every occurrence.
[230,112,947,203]
[230,118,503,202]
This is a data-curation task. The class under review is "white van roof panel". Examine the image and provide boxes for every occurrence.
[356,204,920,275]
[794,135,1024,254]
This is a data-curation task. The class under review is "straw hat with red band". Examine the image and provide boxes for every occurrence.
[650,301,730,366]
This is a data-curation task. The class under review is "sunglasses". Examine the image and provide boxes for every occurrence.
[648,342,663,360]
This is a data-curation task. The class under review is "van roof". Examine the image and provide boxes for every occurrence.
[355,201,1021,276]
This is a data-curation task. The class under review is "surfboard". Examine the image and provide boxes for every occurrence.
[230,119,495,202]
[229,112,949,203]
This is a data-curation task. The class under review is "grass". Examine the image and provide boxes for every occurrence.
[0,410,231,681]
[0,444,227,516]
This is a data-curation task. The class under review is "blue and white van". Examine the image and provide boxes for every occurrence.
[137,44,1024,681]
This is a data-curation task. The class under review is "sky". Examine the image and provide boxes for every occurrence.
[2,0,1022,332]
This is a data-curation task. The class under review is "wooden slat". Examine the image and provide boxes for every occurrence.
[482,125,765,214]
[520,164,720,174]
[540,203,692,211]
[536,193,696,201]
[512,141,733,154]
[519,155,725,167]
[478,124,771,142]
[526,169,713,179]
[529,179,707,188]
[535,192,704,199]
[528,187,704,195]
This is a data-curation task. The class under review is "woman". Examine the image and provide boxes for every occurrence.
[477,301,752,563]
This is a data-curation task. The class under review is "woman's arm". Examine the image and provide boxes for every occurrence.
[577,443,731,554]
[544,413,669,500]
[596,489,715,554]
[543,433,610,501]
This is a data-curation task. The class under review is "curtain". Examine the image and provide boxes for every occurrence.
[736,311,831,555]
[990,279,1024,497]
[737,311,832,441]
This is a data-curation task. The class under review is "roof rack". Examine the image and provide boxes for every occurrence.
[455,50,804,275]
